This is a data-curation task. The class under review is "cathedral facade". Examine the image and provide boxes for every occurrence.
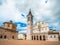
[26,10,59,41]
[0,21,18,40]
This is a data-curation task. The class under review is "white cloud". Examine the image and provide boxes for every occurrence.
[0,0,27,23]
[0,0,60,30]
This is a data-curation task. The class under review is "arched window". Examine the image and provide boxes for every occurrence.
[4,35,7,39]
[8,24,10,27]
[12,36,14,39]
[54,35,56,38]
[28,17,30,21]
[0,35,2,38]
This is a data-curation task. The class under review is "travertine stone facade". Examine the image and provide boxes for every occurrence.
[26,10,59,41]
[26,9,33,40]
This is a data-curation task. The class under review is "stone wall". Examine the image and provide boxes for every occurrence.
[47,34,59,41]
[0,28,18,40]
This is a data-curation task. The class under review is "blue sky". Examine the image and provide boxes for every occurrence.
[0,0,60,33]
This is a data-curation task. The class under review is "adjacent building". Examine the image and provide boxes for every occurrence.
[0,21,18,40]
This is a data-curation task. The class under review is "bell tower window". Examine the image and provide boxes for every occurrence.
[28,17,30,21]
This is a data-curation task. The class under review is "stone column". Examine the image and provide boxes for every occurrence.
[34,36,37,40]
[42,35,43,41]
[39,35,41,40]
[38,36,40,40]
[37,35,38,40]
[33,36,34,40]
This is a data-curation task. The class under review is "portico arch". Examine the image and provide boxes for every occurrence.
[37,36,38,40]
[40,36,42,40]
[12,36,14,39]
[0,35,2,38]
[4,35,7,39]
[43,35,45,40]
[34,36,36,40]
[31,36,33,40]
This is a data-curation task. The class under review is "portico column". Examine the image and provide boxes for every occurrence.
[32,36,34,40]
[38,36,40,40]
[42,35,43,40]
[31,36,34,40]
[35,36,36,40]
[37,35,39,40]
[33,36,35,40]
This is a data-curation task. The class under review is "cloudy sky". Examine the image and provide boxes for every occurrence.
[0,0,60,33]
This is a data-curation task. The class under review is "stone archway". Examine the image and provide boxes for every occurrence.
[4,35,7,39]
[0,35,2,38]
[37,36,38,40]
[40,36,42,40]
[31,36,33,40]
[12,36,14,39]
[34,36,36,40]
[43,35,45,40]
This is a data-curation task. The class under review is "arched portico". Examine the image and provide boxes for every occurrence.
[31,35,46,41]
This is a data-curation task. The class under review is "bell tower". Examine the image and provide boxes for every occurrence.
[27,9,33,40]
